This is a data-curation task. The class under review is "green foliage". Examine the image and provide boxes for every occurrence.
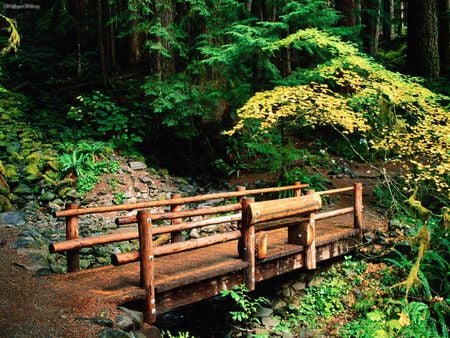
[58,141,118,195]
[275,257,367,333]
[278,167,330,197]
[67,91,142,152]
[342,213,449,338]
[162,331,195,338]
[229,28,449,210]
[220,284,269,324]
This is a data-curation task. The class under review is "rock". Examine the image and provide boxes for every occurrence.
[0,195,13,212]
[189,228,201,238]
[98,328,129,338]
[292,281,307,291]
[201,225,219,233]
[24,163,42,180]
[14,184,33,195]
[0,211,25,227]
[261,316,280,327]
[255,306,273,318]
[272,299,287,310]
[116,314,135,331]
[308,276,323,288]
[117,306,143,328]
[139,176,153,184]
[129,161,147,170]
[282,332,294,338]
[40,191,56,202]
[282,286,294,298]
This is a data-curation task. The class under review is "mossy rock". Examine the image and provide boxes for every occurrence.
[14,184,33,195]
[26,151,44,164]
[42,170,60,186]
[0,160,5,176]
[0,195,14,212]
[58,186,77,198]
[6,143,20,155]
[4,164,19,182]
[25,163,42,179]
[9,152,24,162]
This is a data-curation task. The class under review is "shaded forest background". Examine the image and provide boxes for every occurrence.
[1,0,448,173]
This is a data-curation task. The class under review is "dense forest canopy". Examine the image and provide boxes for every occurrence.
[0,0,448,336]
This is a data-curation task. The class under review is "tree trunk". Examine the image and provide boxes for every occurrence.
[383,0,394,41]
[395,0,406,35]
[438,0,450,75]
[155,0,174,78]
[73,0,87,78]
[108,2,117,71]
[97,0,108,87]
[128,0,143,65]
[362,0,381,55]
[335,0,357,26]
[407,0,440,77]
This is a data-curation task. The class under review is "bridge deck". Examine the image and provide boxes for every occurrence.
[48,213,358,315]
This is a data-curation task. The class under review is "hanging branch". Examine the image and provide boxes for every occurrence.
[0,14,20,54]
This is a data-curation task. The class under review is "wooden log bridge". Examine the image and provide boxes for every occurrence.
[49,183,364,326]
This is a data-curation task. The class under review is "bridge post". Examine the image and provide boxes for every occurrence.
[137,210,156,324]
[241,197,256,291]
[294,181,302,197]
[170,193,184,243]
[353,183,363,241]
[65,203,80,272]
[305,190,317,269]
[237,186,246,203]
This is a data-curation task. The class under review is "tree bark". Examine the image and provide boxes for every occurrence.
[407,0,440,77]
[362,0,382,55]
[335,0,357,26]
[438,0,450,75]
[97,0,108,87]
[383,0,394,41]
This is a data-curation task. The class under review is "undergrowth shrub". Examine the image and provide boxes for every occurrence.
[58,141,119,195]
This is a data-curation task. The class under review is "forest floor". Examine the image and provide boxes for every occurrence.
[0,161,393,337]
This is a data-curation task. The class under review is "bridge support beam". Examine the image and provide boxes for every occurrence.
[241,197,256,291]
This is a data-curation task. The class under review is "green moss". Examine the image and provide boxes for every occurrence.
[0,195,13,212]
[0,160,5,176]
[24,163,42,182]
[25,151,44,164]
[4,164,18,182]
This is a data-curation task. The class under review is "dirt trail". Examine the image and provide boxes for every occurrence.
[0,227,119,337]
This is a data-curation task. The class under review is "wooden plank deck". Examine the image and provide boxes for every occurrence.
[48,214,358,316]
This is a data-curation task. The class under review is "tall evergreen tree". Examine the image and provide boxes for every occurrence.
[407,0,440,77]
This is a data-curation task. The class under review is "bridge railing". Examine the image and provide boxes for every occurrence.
[50,182,308,272]
[132,183,363,324]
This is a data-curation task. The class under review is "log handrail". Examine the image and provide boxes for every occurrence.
[54,183,309,217]
[50,214,242,253]
[112,230,242,266]
[50,183,363,273]
[116,203,242,225]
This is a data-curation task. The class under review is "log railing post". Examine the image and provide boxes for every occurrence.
[237,186,246,203]
[240,197,255,291]
[66,203,80,272]
[304,190,317,269]
[353,183,363,241]
[287,185,306,245]
[294,181,302,197]
[170,193,184,243]
[137,210,156,324]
